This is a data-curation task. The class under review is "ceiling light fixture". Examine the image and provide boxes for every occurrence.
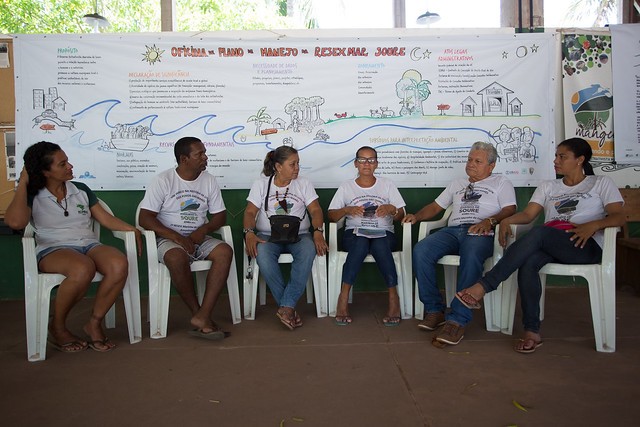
[82,0,110,33]
[416,11,440,25]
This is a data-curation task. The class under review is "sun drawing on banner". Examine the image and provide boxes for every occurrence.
[142,44,164,65]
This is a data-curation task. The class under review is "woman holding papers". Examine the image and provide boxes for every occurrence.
[328,146,406,326]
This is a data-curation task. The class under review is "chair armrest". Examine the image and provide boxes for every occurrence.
[22,236,40,288]
[417,206,452,241]
[213,225,235,251]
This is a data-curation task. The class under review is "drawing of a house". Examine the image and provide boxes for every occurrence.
[477,82,513,116]
[272,118,286,130]
[460,96,477,116]
[509,97,522,116]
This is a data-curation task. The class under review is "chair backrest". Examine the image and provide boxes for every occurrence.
[620,188,640,239]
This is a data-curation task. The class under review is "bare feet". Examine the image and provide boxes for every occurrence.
[335,286,352,325]
[514,331,543,354]
[190,314,223,335]
[48,325,87,352]
[83,315,116,352]
[382,288,402,327]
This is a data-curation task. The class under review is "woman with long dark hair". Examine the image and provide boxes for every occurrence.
[455,138,625,353]
[6,141,141,353]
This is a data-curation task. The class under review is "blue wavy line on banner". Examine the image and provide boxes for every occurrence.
[72,100,246,136]
[71,102,543,153]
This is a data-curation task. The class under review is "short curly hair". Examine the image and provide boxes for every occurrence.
[23,141,62,196]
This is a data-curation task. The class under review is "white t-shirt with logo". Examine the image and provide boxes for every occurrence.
[329,176,406,233]
[28,181,99,254]
[140,168,226,236]
[246,175,318,235]
[530,175,623,247]
[436,174,516,226]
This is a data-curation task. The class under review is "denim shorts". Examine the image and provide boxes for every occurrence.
[36,242,103,264]
[157,235,223,264]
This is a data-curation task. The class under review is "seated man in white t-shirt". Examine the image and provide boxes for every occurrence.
[402,141,516,347]
[139,136,233,340]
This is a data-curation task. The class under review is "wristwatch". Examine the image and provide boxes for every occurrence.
[487,218,498,228]
[313,226,324,233]
[243,228,256,235]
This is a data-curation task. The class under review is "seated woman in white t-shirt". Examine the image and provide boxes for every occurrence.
[5,141,141,354]
[328,146,406,326]
[243,146,328,331]
[456,138,625,354]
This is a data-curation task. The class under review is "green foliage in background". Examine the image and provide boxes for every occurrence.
[0,0,311,34]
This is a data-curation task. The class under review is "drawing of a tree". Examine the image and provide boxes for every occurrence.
[247,106,272,136]
[396,69,431,116]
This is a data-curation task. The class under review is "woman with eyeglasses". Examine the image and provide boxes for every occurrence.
[328,146,406,326]
[454,138,624,353]
[402,141,517,347]
[243,146,327,330]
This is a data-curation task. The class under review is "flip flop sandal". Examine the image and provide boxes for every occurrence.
[514,338,543,354]
[276,310,295,331]
[293,311,303,328]
[88,338,115,353]
[49,339,88,353]
[335,315,352,326]
[383,316,401,327]
[455,291,482,310]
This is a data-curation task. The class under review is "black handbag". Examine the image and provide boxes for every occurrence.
[265,175,306,244]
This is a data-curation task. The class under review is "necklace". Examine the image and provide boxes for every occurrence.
[275,187,289,213]
[54,186,69,217]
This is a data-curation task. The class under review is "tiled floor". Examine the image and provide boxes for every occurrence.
[1,286,639,426]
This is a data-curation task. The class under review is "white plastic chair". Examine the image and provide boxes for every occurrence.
[412,206,509,332]
[498,224,619,352]
[242,231,328,320]
[136,204,242,339]
[23,199,142,362]
[328,220,413,319]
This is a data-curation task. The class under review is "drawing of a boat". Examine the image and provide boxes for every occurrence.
[110,138,150,152]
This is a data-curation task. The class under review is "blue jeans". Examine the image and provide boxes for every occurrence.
[413,225,494,326]
[256,233,317,309]
[341,229,398,287]
[478,226,602,333]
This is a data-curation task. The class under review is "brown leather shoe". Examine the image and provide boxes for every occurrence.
[418,311,445,331]
[435,321,465,345]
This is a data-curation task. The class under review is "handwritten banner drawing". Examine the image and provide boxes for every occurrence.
[14,32,557,189]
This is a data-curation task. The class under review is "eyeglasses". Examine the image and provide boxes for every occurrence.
[356,157,377,164]
[463,183,475,201]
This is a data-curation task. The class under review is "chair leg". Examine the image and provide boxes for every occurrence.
[443,265,457,307]
[501,273,518,335]
[105,304,116,329]
[26,282,52,362]
[225,263,242,325]
[588,275,616,352]
[243,261,260,320]
[149,269,171,339]
[121,279,143,344]
[483,284,502,332]
[414,281,424,320]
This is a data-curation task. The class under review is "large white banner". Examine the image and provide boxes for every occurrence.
[610,24,640,164]
[14,31,556,190]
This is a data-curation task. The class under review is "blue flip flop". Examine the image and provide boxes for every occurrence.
[335,315,352,326]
